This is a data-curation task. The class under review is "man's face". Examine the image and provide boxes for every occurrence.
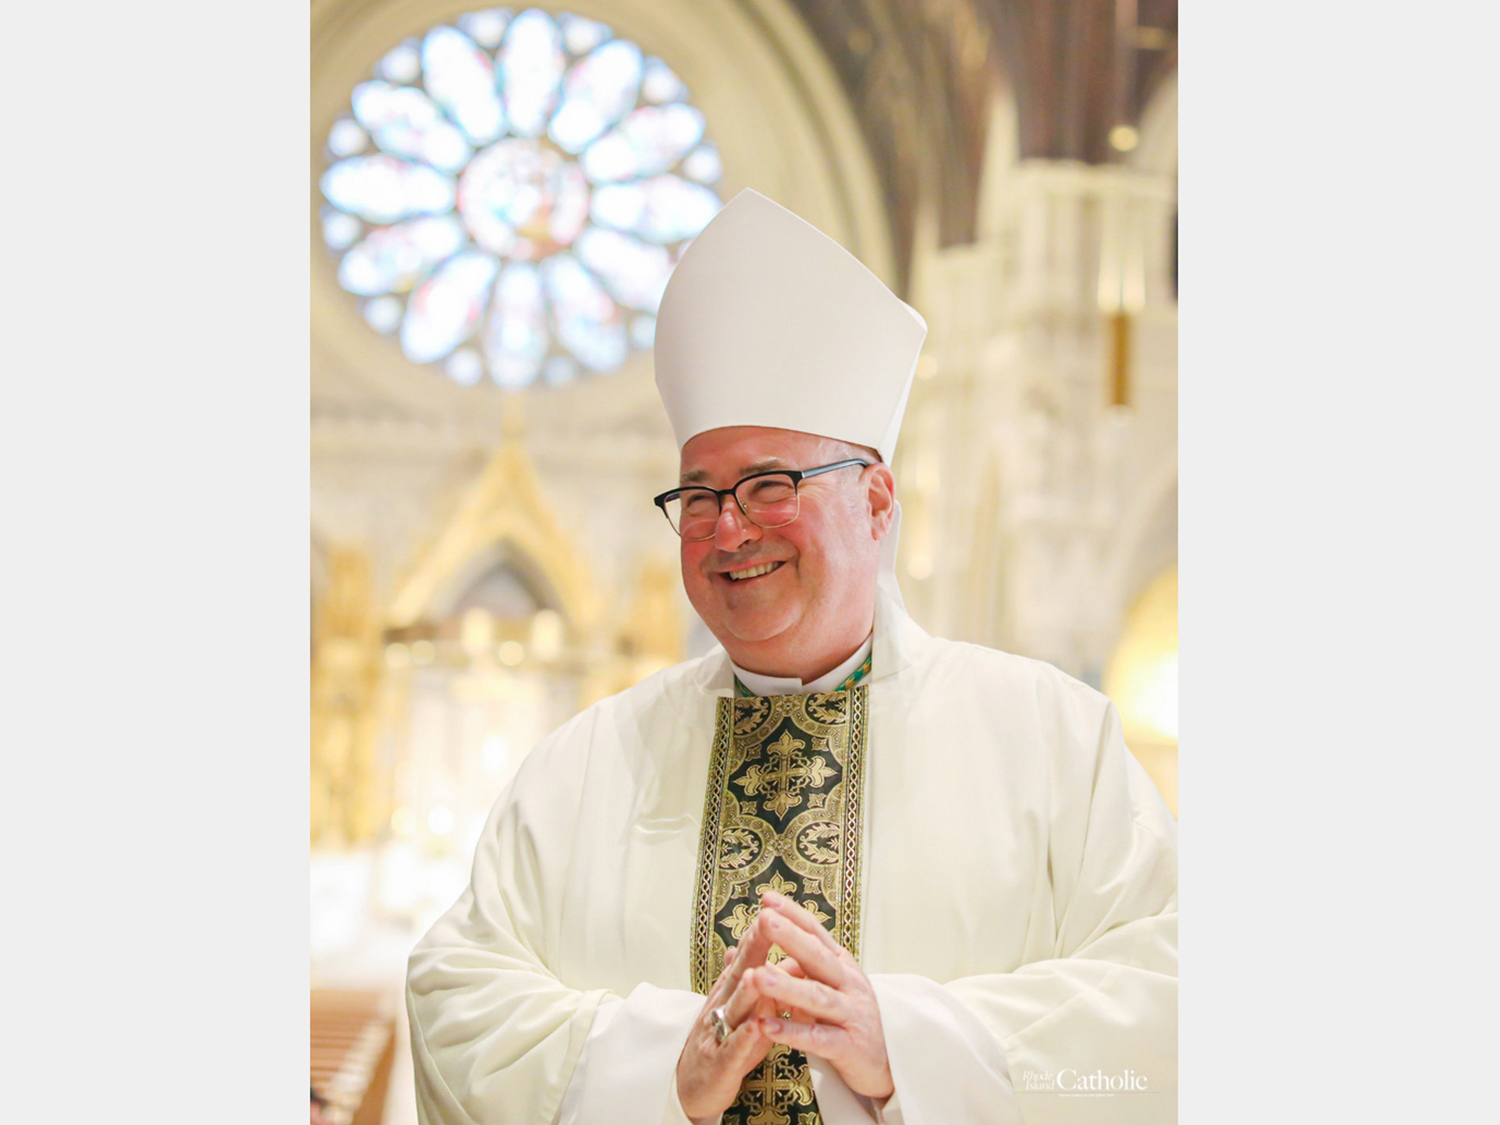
[676,426,894,675]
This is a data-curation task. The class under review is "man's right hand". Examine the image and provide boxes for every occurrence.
[676,912,782,1120]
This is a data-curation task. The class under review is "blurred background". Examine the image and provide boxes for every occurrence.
[309,1,1176,1120]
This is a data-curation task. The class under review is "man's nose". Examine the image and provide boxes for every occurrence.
[713,499,762,551]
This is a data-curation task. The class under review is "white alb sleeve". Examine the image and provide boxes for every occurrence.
[548,982,707,1125]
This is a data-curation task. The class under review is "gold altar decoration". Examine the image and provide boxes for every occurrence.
[311,544,389,845]
[387,426,599,637]
[581,554,685,707]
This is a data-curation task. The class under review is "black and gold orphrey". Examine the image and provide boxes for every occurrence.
[690,682,868,1125]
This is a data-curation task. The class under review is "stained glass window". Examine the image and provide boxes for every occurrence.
[319,8,725,389]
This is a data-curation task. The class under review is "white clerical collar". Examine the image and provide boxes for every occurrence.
[730,634,874,696]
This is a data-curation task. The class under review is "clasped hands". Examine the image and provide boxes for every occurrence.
[676,890,892,1120]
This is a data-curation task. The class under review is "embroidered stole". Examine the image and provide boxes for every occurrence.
[691,665,870,1125]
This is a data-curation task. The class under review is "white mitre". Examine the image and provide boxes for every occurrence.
[653,188,927,609]
[653,189,927,462]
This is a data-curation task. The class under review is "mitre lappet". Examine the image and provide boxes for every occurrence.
[652,188,928,606]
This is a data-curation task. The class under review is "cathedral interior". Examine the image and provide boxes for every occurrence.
[309,1,1177,1119]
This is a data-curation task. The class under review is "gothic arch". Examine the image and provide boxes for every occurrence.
[387,438,600,634]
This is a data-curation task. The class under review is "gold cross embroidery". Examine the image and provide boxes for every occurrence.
[756,871,798,898]
[738,1043,816,1125]
[740,730,836,817]
[798,900,830,925]
[726,903,758,939]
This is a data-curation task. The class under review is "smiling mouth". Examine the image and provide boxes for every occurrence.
[723,561,785,582]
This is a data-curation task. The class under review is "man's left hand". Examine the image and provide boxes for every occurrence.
[745,890,894,1101]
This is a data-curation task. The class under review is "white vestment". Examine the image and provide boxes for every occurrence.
[407,590,1178,1125]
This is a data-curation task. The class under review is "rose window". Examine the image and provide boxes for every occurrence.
[319,8,724,389]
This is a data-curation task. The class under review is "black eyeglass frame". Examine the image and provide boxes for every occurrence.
[652,459,871,540]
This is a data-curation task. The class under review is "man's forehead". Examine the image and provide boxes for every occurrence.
[678,426,839,483]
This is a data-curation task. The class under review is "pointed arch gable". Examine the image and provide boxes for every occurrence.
[387,440,600,635]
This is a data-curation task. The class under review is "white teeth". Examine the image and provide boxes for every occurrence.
[727,562,780,581]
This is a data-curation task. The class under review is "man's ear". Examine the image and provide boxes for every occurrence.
[866,463,897,541]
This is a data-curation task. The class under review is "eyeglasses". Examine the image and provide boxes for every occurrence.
[652,459,870,541]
